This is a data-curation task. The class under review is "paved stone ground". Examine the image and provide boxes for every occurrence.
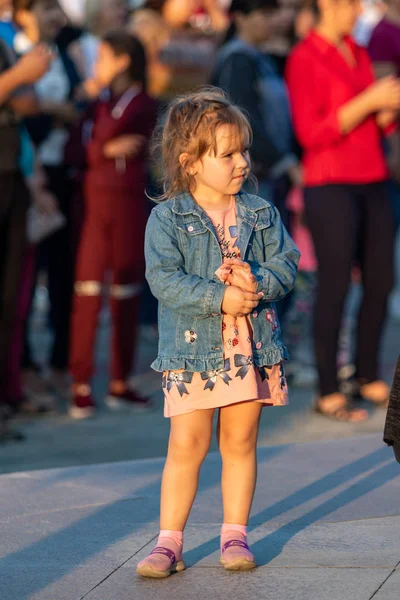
[0,434,399,600]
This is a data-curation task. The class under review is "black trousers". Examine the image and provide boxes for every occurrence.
[23,165,74,371]
[0,172,29,401]
[304,182,395,397]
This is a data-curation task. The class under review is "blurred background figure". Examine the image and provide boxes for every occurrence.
[69,32,156,419]
[0,37,53,440]
[261,0,299,75]
[58,0,85,26]
[11,0,82,406]
[293,0,319,40]
[286,0,400,422]
[368,0,400,77]
[213,0,301,227]
[69,0,128,86]
[353,0,386,46]
[368,0,400,318]
[129,0,227,101]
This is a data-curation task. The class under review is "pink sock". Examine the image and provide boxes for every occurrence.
[221,524,247,537]
[137,530,183,573]
[158,530,183,548]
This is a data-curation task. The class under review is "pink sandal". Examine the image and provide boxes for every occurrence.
[136,545,186,579]
[220,534,257,571]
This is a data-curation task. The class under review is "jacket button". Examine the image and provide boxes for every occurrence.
[188,225,194,232]
[256,342,263,350]
[252,311,258,318]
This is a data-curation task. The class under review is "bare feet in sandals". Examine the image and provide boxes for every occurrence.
[315,393,369,422]
[359,380,390,407]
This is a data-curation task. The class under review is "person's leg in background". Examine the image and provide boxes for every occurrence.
[42,166,74,396]
[355,182,395,404]
[3,246,51,415]
[69,187,109,419]
[387,179,400,320]
[304,184,368,421]
[105,190,151,410]
[0,174,30,440]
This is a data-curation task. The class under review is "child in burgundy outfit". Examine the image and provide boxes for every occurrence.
[69,32,157,418]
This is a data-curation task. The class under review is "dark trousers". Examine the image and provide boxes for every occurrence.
[0,172,29,401]
[23,165,74,371]
[304,182,395,397]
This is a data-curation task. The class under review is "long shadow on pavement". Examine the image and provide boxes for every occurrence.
[0,446,286,599]
[183,447,399,567]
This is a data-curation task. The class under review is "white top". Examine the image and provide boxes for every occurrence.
[34,51,70,165]
[79,32,100,79]
[353,1,384,47]
[59,0,86,26]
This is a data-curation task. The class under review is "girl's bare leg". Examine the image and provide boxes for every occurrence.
[160,408,215,530]
[218,401,262,525]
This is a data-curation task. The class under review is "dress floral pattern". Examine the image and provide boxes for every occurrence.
[163,198,288,418]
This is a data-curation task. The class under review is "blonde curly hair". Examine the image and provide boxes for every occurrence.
[152,87,253,201]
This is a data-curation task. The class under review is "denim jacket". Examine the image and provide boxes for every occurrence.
[145,192,300,373]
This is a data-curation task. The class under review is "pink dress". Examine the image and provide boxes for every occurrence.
[163,199,288,418]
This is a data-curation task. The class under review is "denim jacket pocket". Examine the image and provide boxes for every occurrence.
[253,207,272,231]
[175,218,208,236]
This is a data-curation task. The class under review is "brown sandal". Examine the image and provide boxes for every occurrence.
[359,380,390,407]
[314,393,369,423]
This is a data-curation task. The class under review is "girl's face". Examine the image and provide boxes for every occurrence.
[32,0,66,42]
[235,8,279,46]
[319,0,363,36]
[98,0,128,31]
[94,41,130,88]
[189,124,251,200]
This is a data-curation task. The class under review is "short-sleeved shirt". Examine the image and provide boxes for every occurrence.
[0,39,21,172]
[368,18,400,77]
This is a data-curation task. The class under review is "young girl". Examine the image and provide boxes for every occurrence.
[69,32,157,417]
[137,88,299,578]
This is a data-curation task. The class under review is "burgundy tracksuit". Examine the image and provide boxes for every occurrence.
[69,88,157,384]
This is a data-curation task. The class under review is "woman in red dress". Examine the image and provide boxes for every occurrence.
[285,0,400,421]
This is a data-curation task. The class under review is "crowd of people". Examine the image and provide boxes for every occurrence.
[0,0,399,442]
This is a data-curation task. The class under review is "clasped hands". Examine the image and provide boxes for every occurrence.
[219,258,263,319]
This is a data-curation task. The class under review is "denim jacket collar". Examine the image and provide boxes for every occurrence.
[171,192,271,258]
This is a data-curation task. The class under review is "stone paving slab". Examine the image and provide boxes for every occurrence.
[0,434,399,600]
[131,517,400,570]
[374,568,400,599]
[85,567,394,600]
